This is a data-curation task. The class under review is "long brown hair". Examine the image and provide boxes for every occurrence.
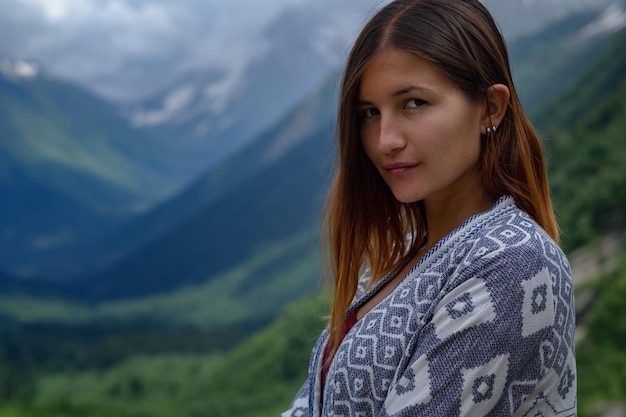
[324,0,558,360]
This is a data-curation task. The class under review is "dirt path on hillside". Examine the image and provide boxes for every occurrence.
[569,231,623,286]
[570,232,625,417]
[570,231,623,342]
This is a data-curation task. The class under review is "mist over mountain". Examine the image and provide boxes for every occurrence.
[121,0,399,179]
[0,65,189,278]
[61,6,623,301]
[72,74,338,301]
[123,0,621,177]
[510,2,626,113]
[483,0,618,37]
[1,0,619,184]
[1,0,616,103]
[0,0,307,102]
[0,0,622,286]
[0,0,623,284]
[0,3,625,415]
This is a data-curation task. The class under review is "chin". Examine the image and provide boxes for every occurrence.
[392,193,422,204]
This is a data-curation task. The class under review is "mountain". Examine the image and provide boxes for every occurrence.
[1,10,625,417]
[5,0,593,284]
[125,0,357,180]
[34,73,338,285]
[539,27,626,251]
[533,24,626,133]
[0,61,178,277]
[123,0,620,182]
[484,0,617,39]
[66,6,621,300]
[509,2,626,114]
[70,74,339,300]
[0,268,60,296]
[24,4,612,303]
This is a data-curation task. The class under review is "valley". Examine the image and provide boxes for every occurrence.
[0,2,625,416]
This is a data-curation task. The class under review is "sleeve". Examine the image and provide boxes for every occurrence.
[381,234,576,417]
[280,267,372,417]
[279,381,310,417]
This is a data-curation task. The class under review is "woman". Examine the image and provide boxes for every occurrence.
[281,0,576,415]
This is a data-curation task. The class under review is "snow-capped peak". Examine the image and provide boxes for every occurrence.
[578,2,626,41]
[0,60,39,80]
[131,84,198,127]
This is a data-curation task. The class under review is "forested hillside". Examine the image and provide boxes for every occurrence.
[509,10,613,115]
[0,13,624,417]
[0,296,329,417]
[0,70,177,278]
[541,27,626,251]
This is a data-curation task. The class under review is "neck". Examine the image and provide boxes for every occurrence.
[422,186,496,249]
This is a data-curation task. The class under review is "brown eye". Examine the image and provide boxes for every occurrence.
[405,99,426,108]
[361,108,380,118]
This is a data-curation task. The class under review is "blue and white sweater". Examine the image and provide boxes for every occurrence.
[281,196,576,416]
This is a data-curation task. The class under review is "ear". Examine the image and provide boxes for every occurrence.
[482,84,510,132]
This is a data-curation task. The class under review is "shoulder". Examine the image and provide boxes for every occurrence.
[442,201,574,318]
[461,201,570,280]
[427,200,575,355]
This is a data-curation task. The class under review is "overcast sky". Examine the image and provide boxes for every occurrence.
[0,0,320,102]
[0,0,615,103]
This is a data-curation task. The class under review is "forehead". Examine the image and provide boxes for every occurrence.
[359,48,457,98]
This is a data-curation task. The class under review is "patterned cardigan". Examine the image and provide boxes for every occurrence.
[280,196,576,416]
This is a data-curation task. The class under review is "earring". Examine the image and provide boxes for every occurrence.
[485,126,497,137]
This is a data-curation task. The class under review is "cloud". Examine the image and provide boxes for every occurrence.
[0,0,306,102]
[3,0,609,103]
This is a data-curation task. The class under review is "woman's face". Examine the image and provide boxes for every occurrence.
[359,48,487,205]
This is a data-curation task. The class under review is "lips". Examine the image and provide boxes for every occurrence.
[382,162,420,176]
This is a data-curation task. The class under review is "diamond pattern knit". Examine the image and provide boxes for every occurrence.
[280,196,576,417]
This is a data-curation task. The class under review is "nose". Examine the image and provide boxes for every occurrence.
[378,115,406,155]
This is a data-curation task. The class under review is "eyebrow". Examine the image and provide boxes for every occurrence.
[357,85,433,106]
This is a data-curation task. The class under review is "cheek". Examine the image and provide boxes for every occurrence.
[458,135,482,166]
[449,106,483,157]
[434,121,481,167]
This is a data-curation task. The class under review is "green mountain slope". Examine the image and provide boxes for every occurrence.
[0,230,322,330]
[542,28,626,251]
[70,76,338,301]
[62,13,617,302]
[0,70,178,277]
[508,10,612,115]
[53,75,339,279]
[0,295,328,417]
[0,74,170,212]
[0,11,625,417]
[6,246,626,417]
[576,249,626,416]
[533,26,626,133]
